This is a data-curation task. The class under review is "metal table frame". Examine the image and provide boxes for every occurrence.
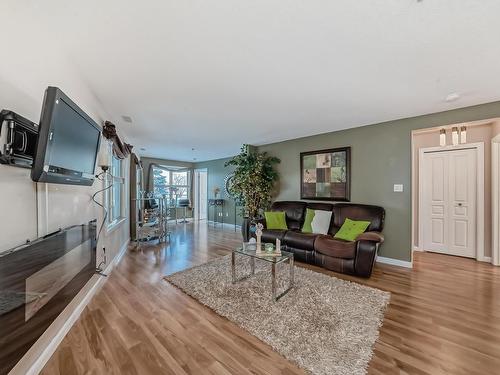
[231,249,294,301]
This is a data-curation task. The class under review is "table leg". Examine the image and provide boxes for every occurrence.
[272,263,277,301]
[231,252,236,283]
[290,256,294,288]
[250,256,255,275]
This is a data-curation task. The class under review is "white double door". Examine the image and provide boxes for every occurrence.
[421,148,477,258]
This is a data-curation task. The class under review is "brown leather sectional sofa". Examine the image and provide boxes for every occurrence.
[248,201,385,277]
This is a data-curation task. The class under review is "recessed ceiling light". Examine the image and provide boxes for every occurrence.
[191,147,195,151]
[193,157,197,161]
[121,115,133,123]
[445,93,460,102]
[140,147,146,151]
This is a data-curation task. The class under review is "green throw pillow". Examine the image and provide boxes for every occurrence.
[265,211,288,230]
[334,218,371,242]
[302,208,315,233]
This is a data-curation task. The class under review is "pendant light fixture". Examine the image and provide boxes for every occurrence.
[439,128,446,147]
[452,127,459,146]
[460,126,467,144]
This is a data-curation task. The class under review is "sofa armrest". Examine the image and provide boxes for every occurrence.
[243,217,267,241]
[356,231,384,243]
[354,240,380,278]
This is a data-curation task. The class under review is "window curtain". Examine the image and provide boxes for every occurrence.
[147,163,194,208]
[103,121,133,159]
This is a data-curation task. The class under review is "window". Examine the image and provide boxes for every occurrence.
[107,154,125,227]
[153,166,190,205]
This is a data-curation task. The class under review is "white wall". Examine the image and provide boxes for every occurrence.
[0,3,130,373]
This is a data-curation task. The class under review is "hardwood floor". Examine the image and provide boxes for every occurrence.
[41,222,500,375]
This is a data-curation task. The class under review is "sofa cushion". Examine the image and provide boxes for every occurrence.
[261,229,287,243]
[332,203,385,233]
[270,201,306,230]
[311,210,332,234]
[314,235,357,259]
[334,218,370,241]
[284,231,317,251]
[264,211,288,230]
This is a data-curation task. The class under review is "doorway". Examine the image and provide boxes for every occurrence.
[194,169,208,221]
[419,143,484,259]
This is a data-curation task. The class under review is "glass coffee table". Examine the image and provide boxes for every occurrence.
[232,245,294,301]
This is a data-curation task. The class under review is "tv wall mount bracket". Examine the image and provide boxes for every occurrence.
[0,109,39,168]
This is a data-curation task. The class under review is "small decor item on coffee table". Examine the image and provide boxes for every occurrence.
[232,245,294,301]
[255,222,264,254]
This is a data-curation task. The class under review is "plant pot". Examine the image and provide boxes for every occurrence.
[241,217,251,242]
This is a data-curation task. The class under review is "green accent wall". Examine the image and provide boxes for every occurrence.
[194,157,244,227]
[258,101,500,262]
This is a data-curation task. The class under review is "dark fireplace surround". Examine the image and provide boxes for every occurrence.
[0,220,97,375]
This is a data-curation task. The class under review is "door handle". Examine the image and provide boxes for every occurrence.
[457,203,463,207]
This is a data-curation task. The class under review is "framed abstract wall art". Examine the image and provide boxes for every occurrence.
[300,147,351,201]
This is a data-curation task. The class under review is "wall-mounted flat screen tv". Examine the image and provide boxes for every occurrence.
[31,87,101,186]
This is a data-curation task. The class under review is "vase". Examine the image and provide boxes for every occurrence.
[241,217,251,242]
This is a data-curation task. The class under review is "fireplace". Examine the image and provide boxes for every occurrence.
[0,220,96,375]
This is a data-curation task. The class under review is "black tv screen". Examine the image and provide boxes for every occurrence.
[31,87,101,186]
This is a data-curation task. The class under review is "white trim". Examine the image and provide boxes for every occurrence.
[493,138,500,266]
[413,245,423,252]
[12,240,130,375]
[207,220,241,229]
[479,256,492,263]
[418,142,485,262]
[376,255,413,268]
[411,118,500,136]
[106,216,127,234]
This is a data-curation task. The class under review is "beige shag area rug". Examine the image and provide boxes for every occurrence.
[164,255,390,375]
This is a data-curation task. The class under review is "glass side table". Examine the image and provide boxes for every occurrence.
[231,245,294,301]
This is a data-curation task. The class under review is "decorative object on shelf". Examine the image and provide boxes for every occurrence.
[460,126,467,144]
[225,144,280,240]
[452,126,459,146]
[300,147,351,201]
[255,222,263,254]
[213,186,221,199]
[439,128,446,147]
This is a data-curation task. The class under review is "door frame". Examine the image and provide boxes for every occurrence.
[418,142,485,261]
[491,136,500,265]
[193,168,208,221]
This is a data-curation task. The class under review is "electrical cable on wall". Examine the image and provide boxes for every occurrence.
[91,168,114,276]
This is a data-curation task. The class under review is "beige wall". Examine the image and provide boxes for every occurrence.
[412,119,500,258]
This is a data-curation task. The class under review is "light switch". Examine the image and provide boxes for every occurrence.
[393,184,403,192]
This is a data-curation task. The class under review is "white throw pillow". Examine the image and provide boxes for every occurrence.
[311,210,332,235]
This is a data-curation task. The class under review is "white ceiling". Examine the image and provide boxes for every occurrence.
[3,0,500,162]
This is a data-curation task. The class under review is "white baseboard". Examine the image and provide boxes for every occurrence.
[376,255,413,268]
[413,245,423,252]
[478,256,492,263]
[12,239,130,375]
[207,220,241,229]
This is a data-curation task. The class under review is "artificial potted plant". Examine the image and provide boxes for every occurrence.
[225,145,280,241]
